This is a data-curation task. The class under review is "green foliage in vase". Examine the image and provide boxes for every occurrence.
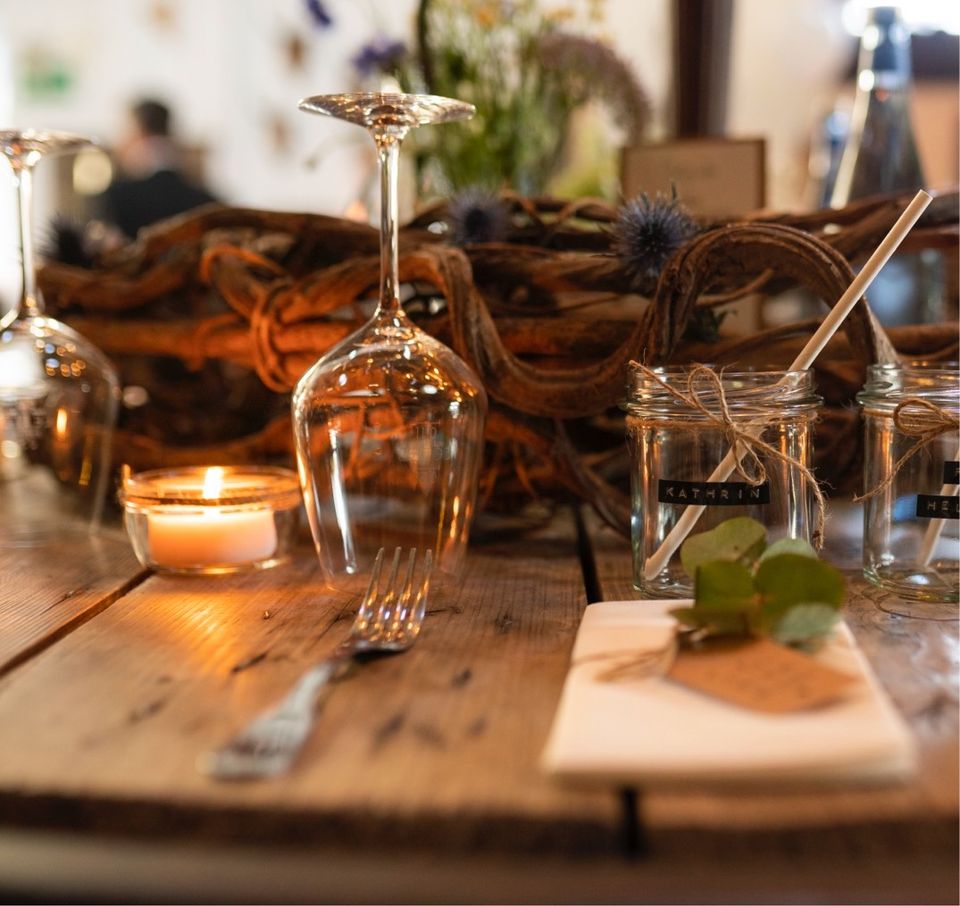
[376,0,648,197]
[671,518,845,648]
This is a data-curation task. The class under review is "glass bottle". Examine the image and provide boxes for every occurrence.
[830,5,943,326]
[626,367,822,599]
[858,362,959,617]
[292,94,487,589]
[0,131,119,544]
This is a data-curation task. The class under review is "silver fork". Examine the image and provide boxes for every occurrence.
[201,546,432,781]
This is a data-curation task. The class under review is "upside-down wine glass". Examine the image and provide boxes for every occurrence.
[292,94,487,588]
[0,130,119,544]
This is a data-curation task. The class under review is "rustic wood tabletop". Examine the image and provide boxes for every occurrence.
[0,505,956,905]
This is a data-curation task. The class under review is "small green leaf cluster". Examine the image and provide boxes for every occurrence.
[671,517,845,648]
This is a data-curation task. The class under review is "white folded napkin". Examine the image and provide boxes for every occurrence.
[541,600,916,787]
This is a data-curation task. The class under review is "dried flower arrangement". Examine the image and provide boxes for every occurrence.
[344,0,649,196]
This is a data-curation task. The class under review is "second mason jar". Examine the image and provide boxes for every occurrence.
[626,365,822,598]
[858,362,959,610]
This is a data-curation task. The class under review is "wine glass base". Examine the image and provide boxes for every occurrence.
[0,129,94,169]
[298,92,474,130]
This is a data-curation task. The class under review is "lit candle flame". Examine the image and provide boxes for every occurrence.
[202,466,225,499]
[55,407,69,439]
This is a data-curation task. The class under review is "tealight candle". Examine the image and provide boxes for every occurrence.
[120,465,301,574]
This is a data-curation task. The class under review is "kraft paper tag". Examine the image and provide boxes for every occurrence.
[668,637,854,713]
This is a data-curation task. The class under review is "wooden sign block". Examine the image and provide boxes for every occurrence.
[621,138,766,218]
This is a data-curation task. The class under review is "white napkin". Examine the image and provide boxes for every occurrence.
[541,600,916,787]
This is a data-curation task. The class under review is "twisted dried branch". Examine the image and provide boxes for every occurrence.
[37,189,958,533]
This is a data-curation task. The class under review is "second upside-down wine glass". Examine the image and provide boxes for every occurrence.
[292,93,488,588]
[0,130,119,544]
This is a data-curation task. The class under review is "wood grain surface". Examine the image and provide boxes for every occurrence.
[0,505,957,903]
[0,516,621,853]
[0,526,146,678]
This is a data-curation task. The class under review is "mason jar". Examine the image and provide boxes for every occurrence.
[626,366,822,598]
[858,362,959,611]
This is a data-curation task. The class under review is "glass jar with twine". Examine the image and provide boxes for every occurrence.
[857,361,959,616]
[626,364,823,599]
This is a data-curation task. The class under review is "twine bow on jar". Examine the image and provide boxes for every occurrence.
[632,363,826,546]
[855,397,960,502]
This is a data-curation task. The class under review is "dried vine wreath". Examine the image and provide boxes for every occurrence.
[39,189,959,534]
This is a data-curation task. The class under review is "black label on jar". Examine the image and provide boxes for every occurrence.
[944,461,960,485]
[916,495,960,519]
[657,480,770,506]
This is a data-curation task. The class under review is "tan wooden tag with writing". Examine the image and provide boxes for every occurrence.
[668,637,854,713]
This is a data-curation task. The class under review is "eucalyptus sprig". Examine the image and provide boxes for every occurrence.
[670,517,845,649]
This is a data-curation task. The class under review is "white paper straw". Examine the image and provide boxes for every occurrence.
[642,190,933,582]
[917,441,960,568]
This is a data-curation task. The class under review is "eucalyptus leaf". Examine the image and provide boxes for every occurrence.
[755,554,845,629]
[771,603,842,646]
[680,517,767,580]
[758,537,818,564]
[672,560,757,640]
[695,560,756,611]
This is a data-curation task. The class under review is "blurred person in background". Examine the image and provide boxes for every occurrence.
[97,98,218,240]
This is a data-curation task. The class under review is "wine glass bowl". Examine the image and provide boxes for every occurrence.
[293,320,486,582]
[0,129,119,544]
[293,93,487,588]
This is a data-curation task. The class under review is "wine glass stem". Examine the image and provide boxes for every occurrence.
[375,131,404,320]
[14,163,42,319]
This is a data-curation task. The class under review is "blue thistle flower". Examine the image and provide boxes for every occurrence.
[305,0,333,28]
[351,36,407,78]
[446,188,511,246]
[43,216,94,268]
[614,190,697,288]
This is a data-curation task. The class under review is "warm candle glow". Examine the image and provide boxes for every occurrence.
[121,465,301,574]
[147,466,276,568]
[202,466,225,499]
[55,407,69,439]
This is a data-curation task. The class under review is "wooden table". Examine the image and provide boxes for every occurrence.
[0,508,956,904]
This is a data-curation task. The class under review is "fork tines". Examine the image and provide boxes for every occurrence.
[357,547,432,646]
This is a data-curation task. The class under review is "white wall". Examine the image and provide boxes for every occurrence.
[728,0,850,209]
[0,0,853,310]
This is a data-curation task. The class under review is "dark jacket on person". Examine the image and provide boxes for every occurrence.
[100,168,217,238]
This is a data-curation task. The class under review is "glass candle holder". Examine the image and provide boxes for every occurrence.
[858,362,959,615]
[120,465,302,575]
[626,366,822,599]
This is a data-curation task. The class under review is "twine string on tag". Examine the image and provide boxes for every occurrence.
[574,638,678,682]
[855,397,960,502]
[633,363,826,546]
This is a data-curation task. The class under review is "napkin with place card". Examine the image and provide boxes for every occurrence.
[541,600,916,787]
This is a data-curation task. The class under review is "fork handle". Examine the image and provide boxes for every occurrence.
[272,650,353,719]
